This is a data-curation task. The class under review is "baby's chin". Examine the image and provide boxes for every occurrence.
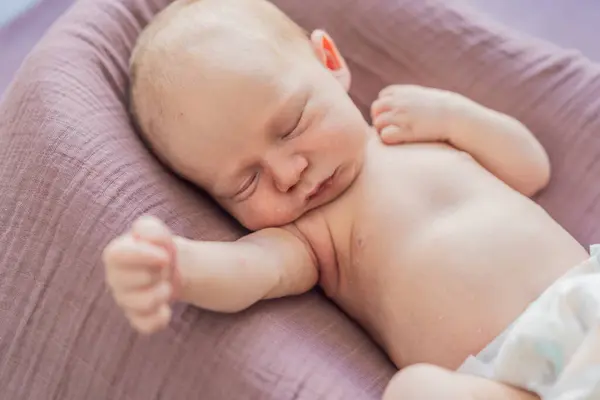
[241,194,344,231]
[238,209,306,231]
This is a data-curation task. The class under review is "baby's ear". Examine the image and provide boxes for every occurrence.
[310,30,351,92]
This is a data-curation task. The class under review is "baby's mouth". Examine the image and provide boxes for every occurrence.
[306,172,335,202]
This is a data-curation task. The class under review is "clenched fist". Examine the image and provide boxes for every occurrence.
[103,216,181,334]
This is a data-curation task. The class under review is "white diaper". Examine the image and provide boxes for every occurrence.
[458,245,600,399]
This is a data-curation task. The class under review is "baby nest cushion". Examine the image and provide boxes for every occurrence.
[1,0,600,398]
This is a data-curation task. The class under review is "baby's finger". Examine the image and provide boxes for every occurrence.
[128,304,172,335]
[380,125,409,144]
[371,98,394,120]
[131,216,179,291]
[132,216,181,300]
[106,268,161,292]
[373,111,409,132]
[132,216,173,248]
[103,235,169,270]
[114,281,172,314]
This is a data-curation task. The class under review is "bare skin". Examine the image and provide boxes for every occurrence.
[104,0,591,398]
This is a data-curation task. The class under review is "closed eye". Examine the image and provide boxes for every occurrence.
[235,172,259,200]
[281,101,306,140]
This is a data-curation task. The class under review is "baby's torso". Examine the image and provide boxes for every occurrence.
[295,138,588,369]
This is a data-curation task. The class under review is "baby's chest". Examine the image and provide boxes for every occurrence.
[321,202,401,298]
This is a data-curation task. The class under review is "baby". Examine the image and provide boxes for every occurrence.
[103,0,600,398]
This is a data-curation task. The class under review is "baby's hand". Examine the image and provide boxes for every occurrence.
[103,216,180,334]
[371,85,465,145]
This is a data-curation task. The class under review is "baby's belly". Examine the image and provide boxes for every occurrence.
[331,155,588,370]
[343,197,587,370]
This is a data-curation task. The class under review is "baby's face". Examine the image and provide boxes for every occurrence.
[136,1,370,230]
[165,48,368,230]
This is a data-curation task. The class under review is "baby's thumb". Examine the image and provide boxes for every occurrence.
[132,216,180,298]
[132,216,171,241]
[380,125,406,144]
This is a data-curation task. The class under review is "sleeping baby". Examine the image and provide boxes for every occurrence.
[102,0,600,398]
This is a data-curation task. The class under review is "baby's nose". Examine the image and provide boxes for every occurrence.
[268,154,308,193]
[274,177,297,193]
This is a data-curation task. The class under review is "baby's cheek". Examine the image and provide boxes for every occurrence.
[255,200,296,225]
[234,199,298,231]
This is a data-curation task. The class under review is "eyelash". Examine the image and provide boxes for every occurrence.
[281,130,295,140]
[236,172,259,199]
[282,108,305,140]
[234,104,307,200]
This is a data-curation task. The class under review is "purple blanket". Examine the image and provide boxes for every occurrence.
[1,0,600,398]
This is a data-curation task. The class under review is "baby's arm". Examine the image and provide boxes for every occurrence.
[175,225,318,312]
[447,99,551,197]
[104,216,318,333]
[372,85,551,197]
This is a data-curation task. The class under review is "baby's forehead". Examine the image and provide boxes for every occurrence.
[141,1,311,90]
[130,0,311,163]
[157,0,305,49]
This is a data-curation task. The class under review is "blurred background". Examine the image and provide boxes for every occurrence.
[0,0,40,26]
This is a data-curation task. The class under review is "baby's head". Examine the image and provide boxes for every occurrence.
[130,0,370,230]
